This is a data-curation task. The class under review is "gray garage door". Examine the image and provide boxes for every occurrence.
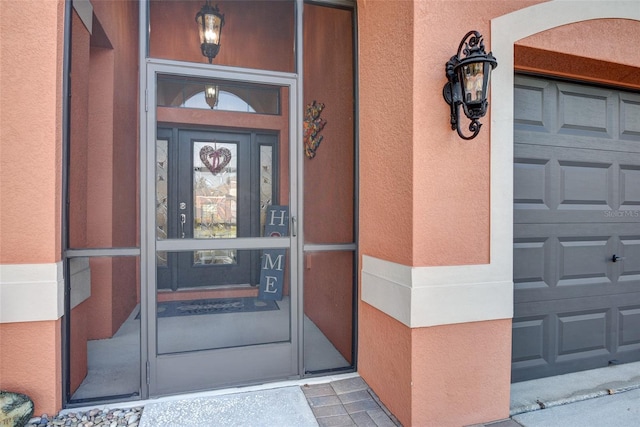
[512,75,640,382]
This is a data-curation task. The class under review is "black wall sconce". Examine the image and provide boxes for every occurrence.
[443,31,497,140]
[196,1,225,63]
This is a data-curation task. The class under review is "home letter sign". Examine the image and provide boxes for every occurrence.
[259,206,289,300]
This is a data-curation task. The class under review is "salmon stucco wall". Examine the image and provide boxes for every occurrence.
[356,3,415,420]
[0,0,65,414]
[0,321,62,416]
[411,0,542,267]
[410,319,513,426]
[0,0,64,265]
[357,1,543,426]
[358,303,412,425]
[359,306,512,426]
[358,0,414,267]
[359,0,541,268]
[68,10,90,250]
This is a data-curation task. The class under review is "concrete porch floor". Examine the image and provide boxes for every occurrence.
[62,374,402,427]
[136,375,401,427]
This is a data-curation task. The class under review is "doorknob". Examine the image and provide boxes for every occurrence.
[612,254,625,263]
[180,214,186,239]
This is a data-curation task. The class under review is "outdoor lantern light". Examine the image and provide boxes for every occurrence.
[196,1,225,63]
[204,84,219,109]
[443,30,498,140]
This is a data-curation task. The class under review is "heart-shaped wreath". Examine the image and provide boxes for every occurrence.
[199,145,232,175]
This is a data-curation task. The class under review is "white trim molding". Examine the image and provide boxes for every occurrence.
[0,262,64,323]
[361,255,513,327]
[362,0,640,329]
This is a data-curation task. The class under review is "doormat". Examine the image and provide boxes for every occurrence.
[136,297,279,319]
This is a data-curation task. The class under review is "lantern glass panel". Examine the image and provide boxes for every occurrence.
[461,62,485,104]
[197,16,205,44]
[484,64,492,101]
[204,14,222,45]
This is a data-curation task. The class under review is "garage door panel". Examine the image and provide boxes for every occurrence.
[556,309,611,359]
[620,93,640,140]
[514,78,554,131]
[514,84,543,127]
[620,165,640,207]
[513,293,640,382]
[557,236,612,287]
[557,83,615,138]
[514,238,551,290]
[618,306,640,350]
[620,236,640,282]
[512,316,549,370]
[514,159,549,208]
[514,146,558,216]
[558,160,613,209]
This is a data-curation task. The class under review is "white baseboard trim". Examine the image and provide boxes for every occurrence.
[361,255,513,328]
[0,262,64,323]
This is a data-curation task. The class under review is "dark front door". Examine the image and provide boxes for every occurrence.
[157,128,278,290]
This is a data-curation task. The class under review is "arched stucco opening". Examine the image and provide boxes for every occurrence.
[491,2,640,270]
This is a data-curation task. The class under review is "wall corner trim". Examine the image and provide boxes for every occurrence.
[0,262,64,323]
[361,255,513,328]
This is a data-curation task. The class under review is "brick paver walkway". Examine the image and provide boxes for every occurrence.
[302,377,402,427]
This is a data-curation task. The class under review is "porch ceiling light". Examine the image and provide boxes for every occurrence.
[196,1,225,63]
[443,31,497,140]
[204,84,219,109]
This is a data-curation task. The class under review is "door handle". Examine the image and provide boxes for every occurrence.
[612,254,625,263]
[291,216,297,237]
[180,214,186,239]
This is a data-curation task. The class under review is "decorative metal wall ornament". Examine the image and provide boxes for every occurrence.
[443,30,498,140]
[199,145,232,175]
[196,1,225,63]
[303,101,327,159]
